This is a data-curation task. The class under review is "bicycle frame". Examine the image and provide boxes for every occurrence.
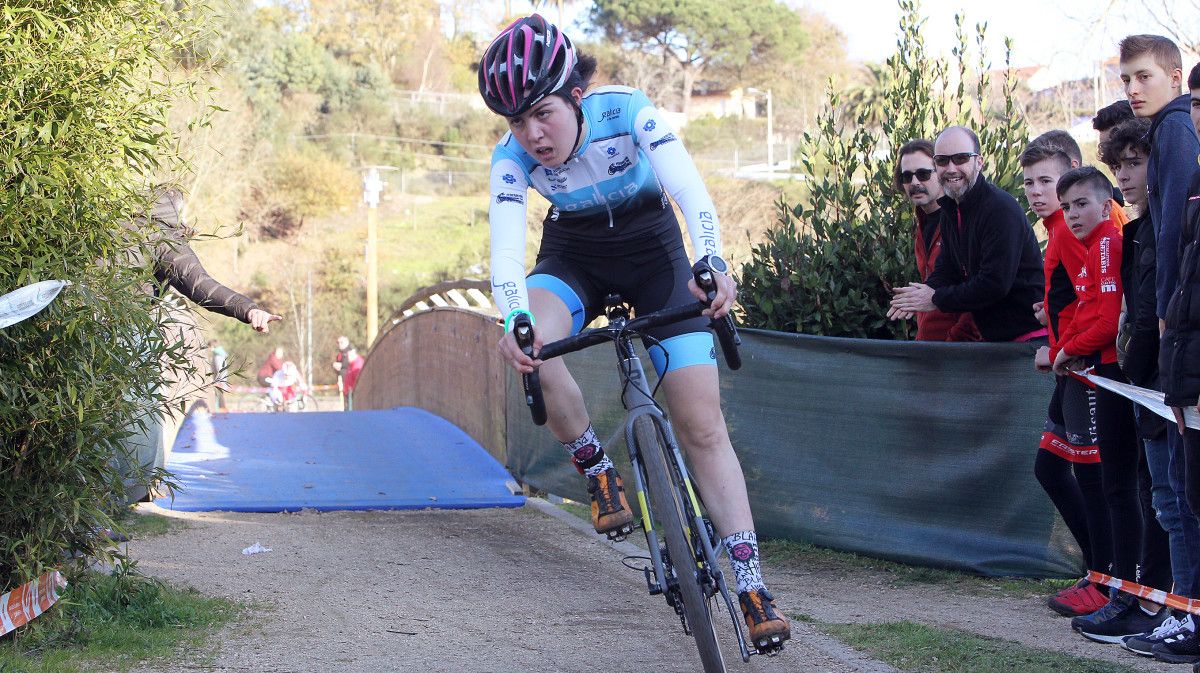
[607,318,753,664]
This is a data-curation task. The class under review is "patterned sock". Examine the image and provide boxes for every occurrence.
[563,425,614,478]
[723,530,765,594]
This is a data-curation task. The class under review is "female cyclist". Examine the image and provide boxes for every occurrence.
[479,15,789,651]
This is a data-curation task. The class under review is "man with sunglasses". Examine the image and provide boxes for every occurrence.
[889,126,1045,342]
[895,139,980,341]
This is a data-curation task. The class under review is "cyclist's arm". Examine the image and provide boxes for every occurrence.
[632,96,721,260]
[488,150,532,326]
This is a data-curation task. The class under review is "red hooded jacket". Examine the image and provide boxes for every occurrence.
[1058,220,1123,364]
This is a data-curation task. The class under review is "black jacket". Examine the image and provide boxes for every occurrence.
[1121,215,1167,437]
[926,173,1044,341]
[136,189,260,324]
[1162,170,1200,407]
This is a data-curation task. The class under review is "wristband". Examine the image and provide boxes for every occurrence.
[504,308,535,333]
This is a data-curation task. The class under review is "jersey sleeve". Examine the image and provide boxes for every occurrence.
[630,90,721,260]
[488,147,532,324]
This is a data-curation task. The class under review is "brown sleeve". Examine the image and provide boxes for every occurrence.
[153,233,260,324]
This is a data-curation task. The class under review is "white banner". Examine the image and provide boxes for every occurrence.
[0,280,68,329]
[1085,372,1200,431]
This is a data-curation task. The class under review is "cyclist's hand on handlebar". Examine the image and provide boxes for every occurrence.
[688,269,737,319]
[498,328,542,374]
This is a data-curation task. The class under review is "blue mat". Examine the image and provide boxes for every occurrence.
[156,407,525,512]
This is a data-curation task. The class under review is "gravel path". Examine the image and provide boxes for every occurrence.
[122,501,1175,673]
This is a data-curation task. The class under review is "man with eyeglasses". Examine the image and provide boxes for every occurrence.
[894,138,980,341]
[889,125,1045,343]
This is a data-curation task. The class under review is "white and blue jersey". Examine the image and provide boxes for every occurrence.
[488,85,722,320]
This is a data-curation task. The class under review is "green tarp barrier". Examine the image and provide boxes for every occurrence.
[506,329,1081,578]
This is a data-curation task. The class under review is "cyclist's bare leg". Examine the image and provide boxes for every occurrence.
[526,288,590,442]
[662,362,790,651]
[659,364,752,536]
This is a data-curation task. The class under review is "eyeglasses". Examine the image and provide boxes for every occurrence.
[932,152,979,167]
[900,168,935,183]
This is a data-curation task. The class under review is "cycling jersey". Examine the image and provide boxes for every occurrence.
[488,85,722,320]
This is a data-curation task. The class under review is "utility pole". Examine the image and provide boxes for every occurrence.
[363,168,383,347]
[766,88,774,171]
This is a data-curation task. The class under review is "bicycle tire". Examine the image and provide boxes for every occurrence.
[634,415,725,673]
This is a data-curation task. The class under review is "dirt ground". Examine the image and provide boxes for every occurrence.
[122,500,1179,673]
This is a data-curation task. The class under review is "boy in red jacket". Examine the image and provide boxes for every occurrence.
[1021,143,1110,617]
[1054,167,1169,642]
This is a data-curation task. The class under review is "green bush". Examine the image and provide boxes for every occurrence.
[0,2,198,591]
[737,0,1028,338]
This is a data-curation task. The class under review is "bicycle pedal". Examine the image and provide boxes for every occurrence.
[752,635,787,656]
[605,523,634,542]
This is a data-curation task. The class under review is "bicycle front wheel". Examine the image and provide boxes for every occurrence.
[634,415,725,673]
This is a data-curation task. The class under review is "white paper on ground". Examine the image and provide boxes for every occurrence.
[242,542,272,556]
[0,280,68,329]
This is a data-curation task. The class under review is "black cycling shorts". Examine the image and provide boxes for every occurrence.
[1040,373,1100,463]
[527,219,714,376]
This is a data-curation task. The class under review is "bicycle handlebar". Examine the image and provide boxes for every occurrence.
[511,259,743,426]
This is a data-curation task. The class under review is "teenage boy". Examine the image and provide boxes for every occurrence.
[1157,96,1200,668]
[1121,34,1200,661]
[894,139,979,341]
[1100,117,1194,656]
[1030,129,1131,219]
[1053,167,1168,642]
[1093,100,1136,144]
[1191,62,1200,133]
[1021,144,1110,617]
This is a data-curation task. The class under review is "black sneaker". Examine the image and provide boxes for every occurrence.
[1071,592,1167,644]
[1123,613,1192,656]
[1153,622,1200,663]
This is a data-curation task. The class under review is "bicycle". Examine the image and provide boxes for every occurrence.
[512,261,773,673]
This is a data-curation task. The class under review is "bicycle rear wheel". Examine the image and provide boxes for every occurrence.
[634,415,725,673]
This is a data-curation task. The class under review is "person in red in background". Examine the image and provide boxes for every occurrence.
[341,346,365,410]
[894,139,980,341]
[331,335,352,410]
[257,346,284,387]
[1053,167,1169,643]
[1019,142,1111,619]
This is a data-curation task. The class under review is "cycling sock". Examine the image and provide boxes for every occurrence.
[723,530,766,594]
[563,425,613,478]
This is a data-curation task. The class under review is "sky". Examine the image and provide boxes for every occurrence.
[792,0,1195,79]
[521,0,1196,85]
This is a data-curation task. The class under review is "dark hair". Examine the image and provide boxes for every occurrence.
[1098,117,1152,167]
[937,125,980,153]
[559,51,597,96]
[893,138,935,190]
[1119,34,1183,74]
[1030,129,1082,165]
[1056,166,1113,202]
[1092,99,1134,132]
[1190,61,1200,90]
[1018,142,1073,171]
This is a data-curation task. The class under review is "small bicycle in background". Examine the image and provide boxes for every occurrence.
[513,261,764,673]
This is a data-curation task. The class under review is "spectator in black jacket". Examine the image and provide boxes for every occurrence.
[888,125,1045,342]
[1100,120,1186,641]
[138,187,280,332]
[1164,168,1200,521]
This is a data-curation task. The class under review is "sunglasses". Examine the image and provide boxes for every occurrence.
[932,152,979,167]
[900,168,935,183]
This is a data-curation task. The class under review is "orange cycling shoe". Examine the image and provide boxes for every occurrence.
[739,588,791,653]
[587,467,634,538]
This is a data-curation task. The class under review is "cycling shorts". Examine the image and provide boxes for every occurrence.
[1040,373,1100,463]
[527,219,714,377]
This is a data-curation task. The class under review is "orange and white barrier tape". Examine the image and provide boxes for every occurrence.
[1087,570,1200,615]
[0,571,66,636]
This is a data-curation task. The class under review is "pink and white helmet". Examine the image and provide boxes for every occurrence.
[478,14,576,117]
